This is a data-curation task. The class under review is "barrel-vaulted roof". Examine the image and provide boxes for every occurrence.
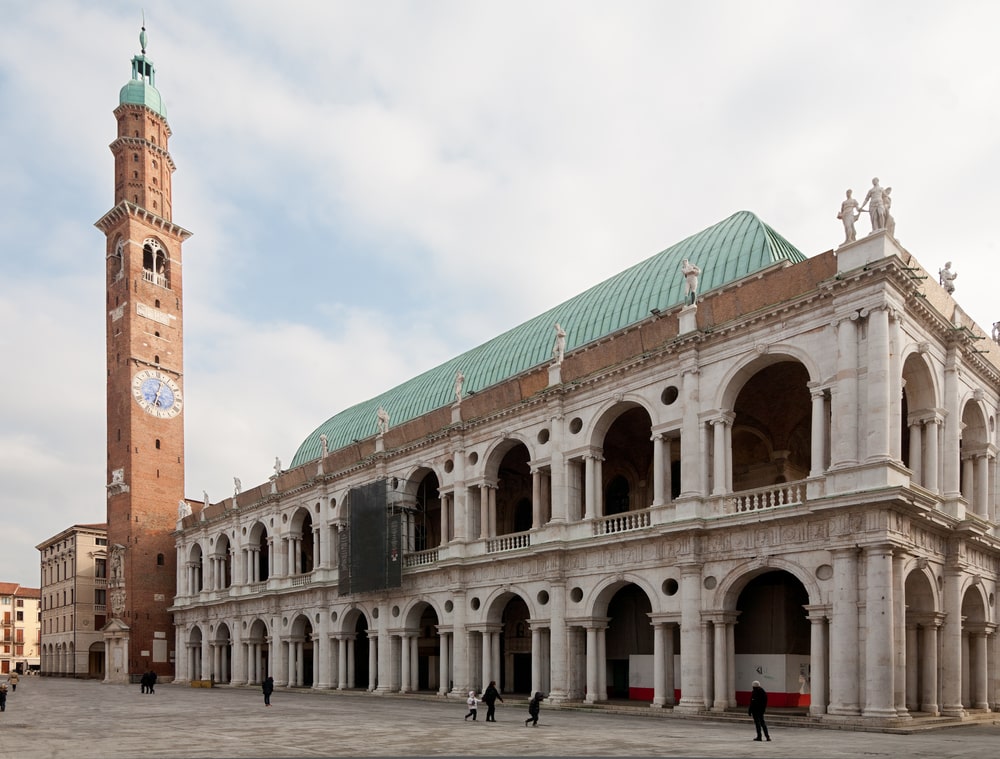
[291,211,805,466]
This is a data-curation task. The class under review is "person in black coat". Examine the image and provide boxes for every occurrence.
[482,681,503,722]
[525,691,543,727]
[748,680,770,741]
[262,676,274,706]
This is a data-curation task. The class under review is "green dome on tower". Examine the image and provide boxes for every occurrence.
[119,24,166,118]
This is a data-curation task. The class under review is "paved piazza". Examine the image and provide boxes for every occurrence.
[1,679,998,759]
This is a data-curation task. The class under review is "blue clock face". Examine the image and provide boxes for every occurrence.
[140,378,175,409]
[131,369,183,418]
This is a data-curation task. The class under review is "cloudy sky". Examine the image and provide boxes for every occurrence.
[2,0,999,587]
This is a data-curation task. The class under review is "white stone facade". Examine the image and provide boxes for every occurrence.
[36,524,109,677]
[172,231,1000,723]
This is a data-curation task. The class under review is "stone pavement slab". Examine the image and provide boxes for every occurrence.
[1,678,999,759]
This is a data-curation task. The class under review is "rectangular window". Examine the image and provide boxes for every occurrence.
[96,538,107,546]
[95,559,107,579]
[94,589,106,606]
[16,611,23,622]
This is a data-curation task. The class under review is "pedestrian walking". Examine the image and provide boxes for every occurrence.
[262,675,274,706]
[9,672,18,692]
[0,681,7,712]
[748,680,771,741]
[481,680,503,722]
[525,691,543,727]
[464,690,479,721]
[140,671,150,694]
[148,671,157,694]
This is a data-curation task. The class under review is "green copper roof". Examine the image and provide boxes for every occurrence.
[291,211,805,466]
[119,26,166,117]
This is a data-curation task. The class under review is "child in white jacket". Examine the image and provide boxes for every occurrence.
[464,690,479,721]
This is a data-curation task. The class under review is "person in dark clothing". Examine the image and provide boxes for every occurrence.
[748,680,770,741]
[0,682,7,712]
[481,681,503,722]
[148,671,157,694]
[525,691,543,727]
[262,676,274,706]
[140,672,150,694]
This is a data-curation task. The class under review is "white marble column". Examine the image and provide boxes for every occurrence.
[942,349,961,499]
[828,547,860,714]
[548,582,568,701]
[920,615,942,714]
[676,564,705,711]
[479,484,490,539]
[893,551,909,718]
[585,626,599,703]
[907,417,923,484]
[441,493,452,543]
[831,316,859,467]
[863,545,896,717]
[809,385,827,477]
[584,456,596,520]
[438,631,450,695]
[925,414,941,494]
[679,367,702,497]
[971,625,991,710]
[941,569,965,716]
[530,625,543,698]
[865,307,891,461]
[711,417,730,496]
[652,435,665,507]
[806,607,828,716]
[651,621,666,707]
[401,633,412,693]
[711,618,728,711]
[531,469,542,527]
[451,591,468,696]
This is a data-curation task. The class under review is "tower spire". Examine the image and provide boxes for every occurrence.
[140,12,147,55]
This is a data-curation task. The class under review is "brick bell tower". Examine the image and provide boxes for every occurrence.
[95,23,191,683]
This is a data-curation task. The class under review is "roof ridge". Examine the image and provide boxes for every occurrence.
[291,211,805,466]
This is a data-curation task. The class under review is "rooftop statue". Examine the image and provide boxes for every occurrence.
[837,189,861,244]
[939,261,957,294]
[376,406,390,435]
[860,177,887,233]
[681,259,701,304]
[552,323,567,365]
[454,370,465,403]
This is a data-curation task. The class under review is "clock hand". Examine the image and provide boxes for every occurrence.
[153,381,164,406]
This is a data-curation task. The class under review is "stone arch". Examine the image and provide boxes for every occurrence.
[247,521,270,582]
[482,439,533,536]
[399,466,442,551]
[586,575,658,701]
[716,558,821,608]
[245,617,271,683]
[213,622,233,684]
[287,613,315,687]
[287,507,314,574]
[141,237,170,284]
[481,588,533,694]
[960,399,991,517]
[716,348,821,411]
[213,533,232,589]
[585,396,657,447]
[588,574,661,617]
[727,358,814,490]
[401,599,444,692]
[725,566,812,707]
[187,542,205,593]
